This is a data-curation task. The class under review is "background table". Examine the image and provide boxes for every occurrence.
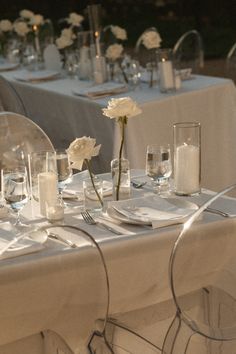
[1,70,236,191]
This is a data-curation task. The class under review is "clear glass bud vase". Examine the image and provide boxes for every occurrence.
[111,158,131,201]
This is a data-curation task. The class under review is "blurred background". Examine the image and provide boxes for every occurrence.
[2,0,236,76]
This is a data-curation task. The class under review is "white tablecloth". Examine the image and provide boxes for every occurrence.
[1,171,236,353]
[1,70,236,191]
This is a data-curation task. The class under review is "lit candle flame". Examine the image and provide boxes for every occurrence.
[33,25,38,32]
[95,31,99,38]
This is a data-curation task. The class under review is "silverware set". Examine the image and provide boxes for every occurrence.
[81,210,122,235]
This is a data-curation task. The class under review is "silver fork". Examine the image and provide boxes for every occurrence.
[81,210,122,235]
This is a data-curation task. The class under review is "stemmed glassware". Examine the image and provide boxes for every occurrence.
[145,144,172,195]
[2,167,29,229]
[56,149,73,203]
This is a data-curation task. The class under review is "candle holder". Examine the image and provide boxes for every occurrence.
[157,48,175,93]
[173,122,201,196]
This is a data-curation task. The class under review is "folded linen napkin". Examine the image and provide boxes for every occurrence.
[108,195,198,228]
[72,82,127,99]
[0,223,45,259]
[14,70,60,83]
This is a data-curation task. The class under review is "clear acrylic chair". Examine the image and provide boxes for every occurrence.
[162,184,236,354]
[0,224,111,354]
[225,42,236,82]
[0,111,54,171]
[173,30,204,73]
[0,75,27,115]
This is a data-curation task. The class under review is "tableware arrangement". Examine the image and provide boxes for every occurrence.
[145,144,172,195]
[107,195,198,227]
[173,122,201,196]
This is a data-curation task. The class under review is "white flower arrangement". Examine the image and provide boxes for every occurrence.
[67,136,103,206]
[19,9,34,19]
[29,14,44,26]
[66,12,84,27]
[141,30,162,50]
[110,25,127,41]
[56,28,74,49]
[103,97,142,200]
[13,21,30,37]
[0,20,13,32]
[105,43,124,61]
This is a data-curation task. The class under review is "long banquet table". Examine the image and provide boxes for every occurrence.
[1,69,236,192]
[1,171,236,353]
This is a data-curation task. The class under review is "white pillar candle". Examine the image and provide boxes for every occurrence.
[158,59,175,91]
[174,144,200,195]
[38,172,58,216]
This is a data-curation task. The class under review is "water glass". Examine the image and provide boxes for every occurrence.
[56,149,72,201]
[146,144,172,195]
[83,176,103,213]
[2,167,29,228]
[174,122,201,195]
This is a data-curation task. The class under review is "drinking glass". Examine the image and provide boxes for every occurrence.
[2,167,29,228]
[56,149,73,201]
[145,144,172,195]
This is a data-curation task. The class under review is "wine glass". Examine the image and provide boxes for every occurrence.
[56,149,73,203]
[145,144,172,195]
[2,167,29,229]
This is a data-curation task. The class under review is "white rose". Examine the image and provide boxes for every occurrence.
[30,14,44,26]
[102,97,142,119]
[56,35,73,49]
[142,30,162,49]
[61,28,75,39]
[105,44,124,61]
[14,21,30,37]
[20,9,34,19]
[66,137,101,170]
[111,25,127,40]
[67,12,84,27]
[0,20,13,32]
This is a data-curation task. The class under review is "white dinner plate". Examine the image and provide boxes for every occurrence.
[107,197,198,226]
[0,62,19,72]
[14,70,60,82]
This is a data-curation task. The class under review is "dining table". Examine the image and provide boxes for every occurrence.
[0,170,236,354]
[1,68,236,192]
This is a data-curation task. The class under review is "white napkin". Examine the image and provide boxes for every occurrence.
[64,180,112,200]
[108,195,198,228]
[14,70,60,82]
[72,82,127,99]
[0,223,45,259]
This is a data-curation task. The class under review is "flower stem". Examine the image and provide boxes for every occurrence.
[149,65,153,88]
[85,159,103,207]
[116,116,126,200]
[119,62,128,84]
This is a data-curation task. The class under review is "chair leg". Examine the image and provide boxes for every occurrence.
[162,313,194,354]
[41,330,74,354]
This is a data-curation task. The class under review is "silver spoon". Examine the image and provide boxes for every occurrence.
[131,181,147,189]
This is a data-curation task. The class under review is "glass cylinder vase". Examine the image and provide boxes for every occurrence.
[111,158,131,201]
[174,122,201,196]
